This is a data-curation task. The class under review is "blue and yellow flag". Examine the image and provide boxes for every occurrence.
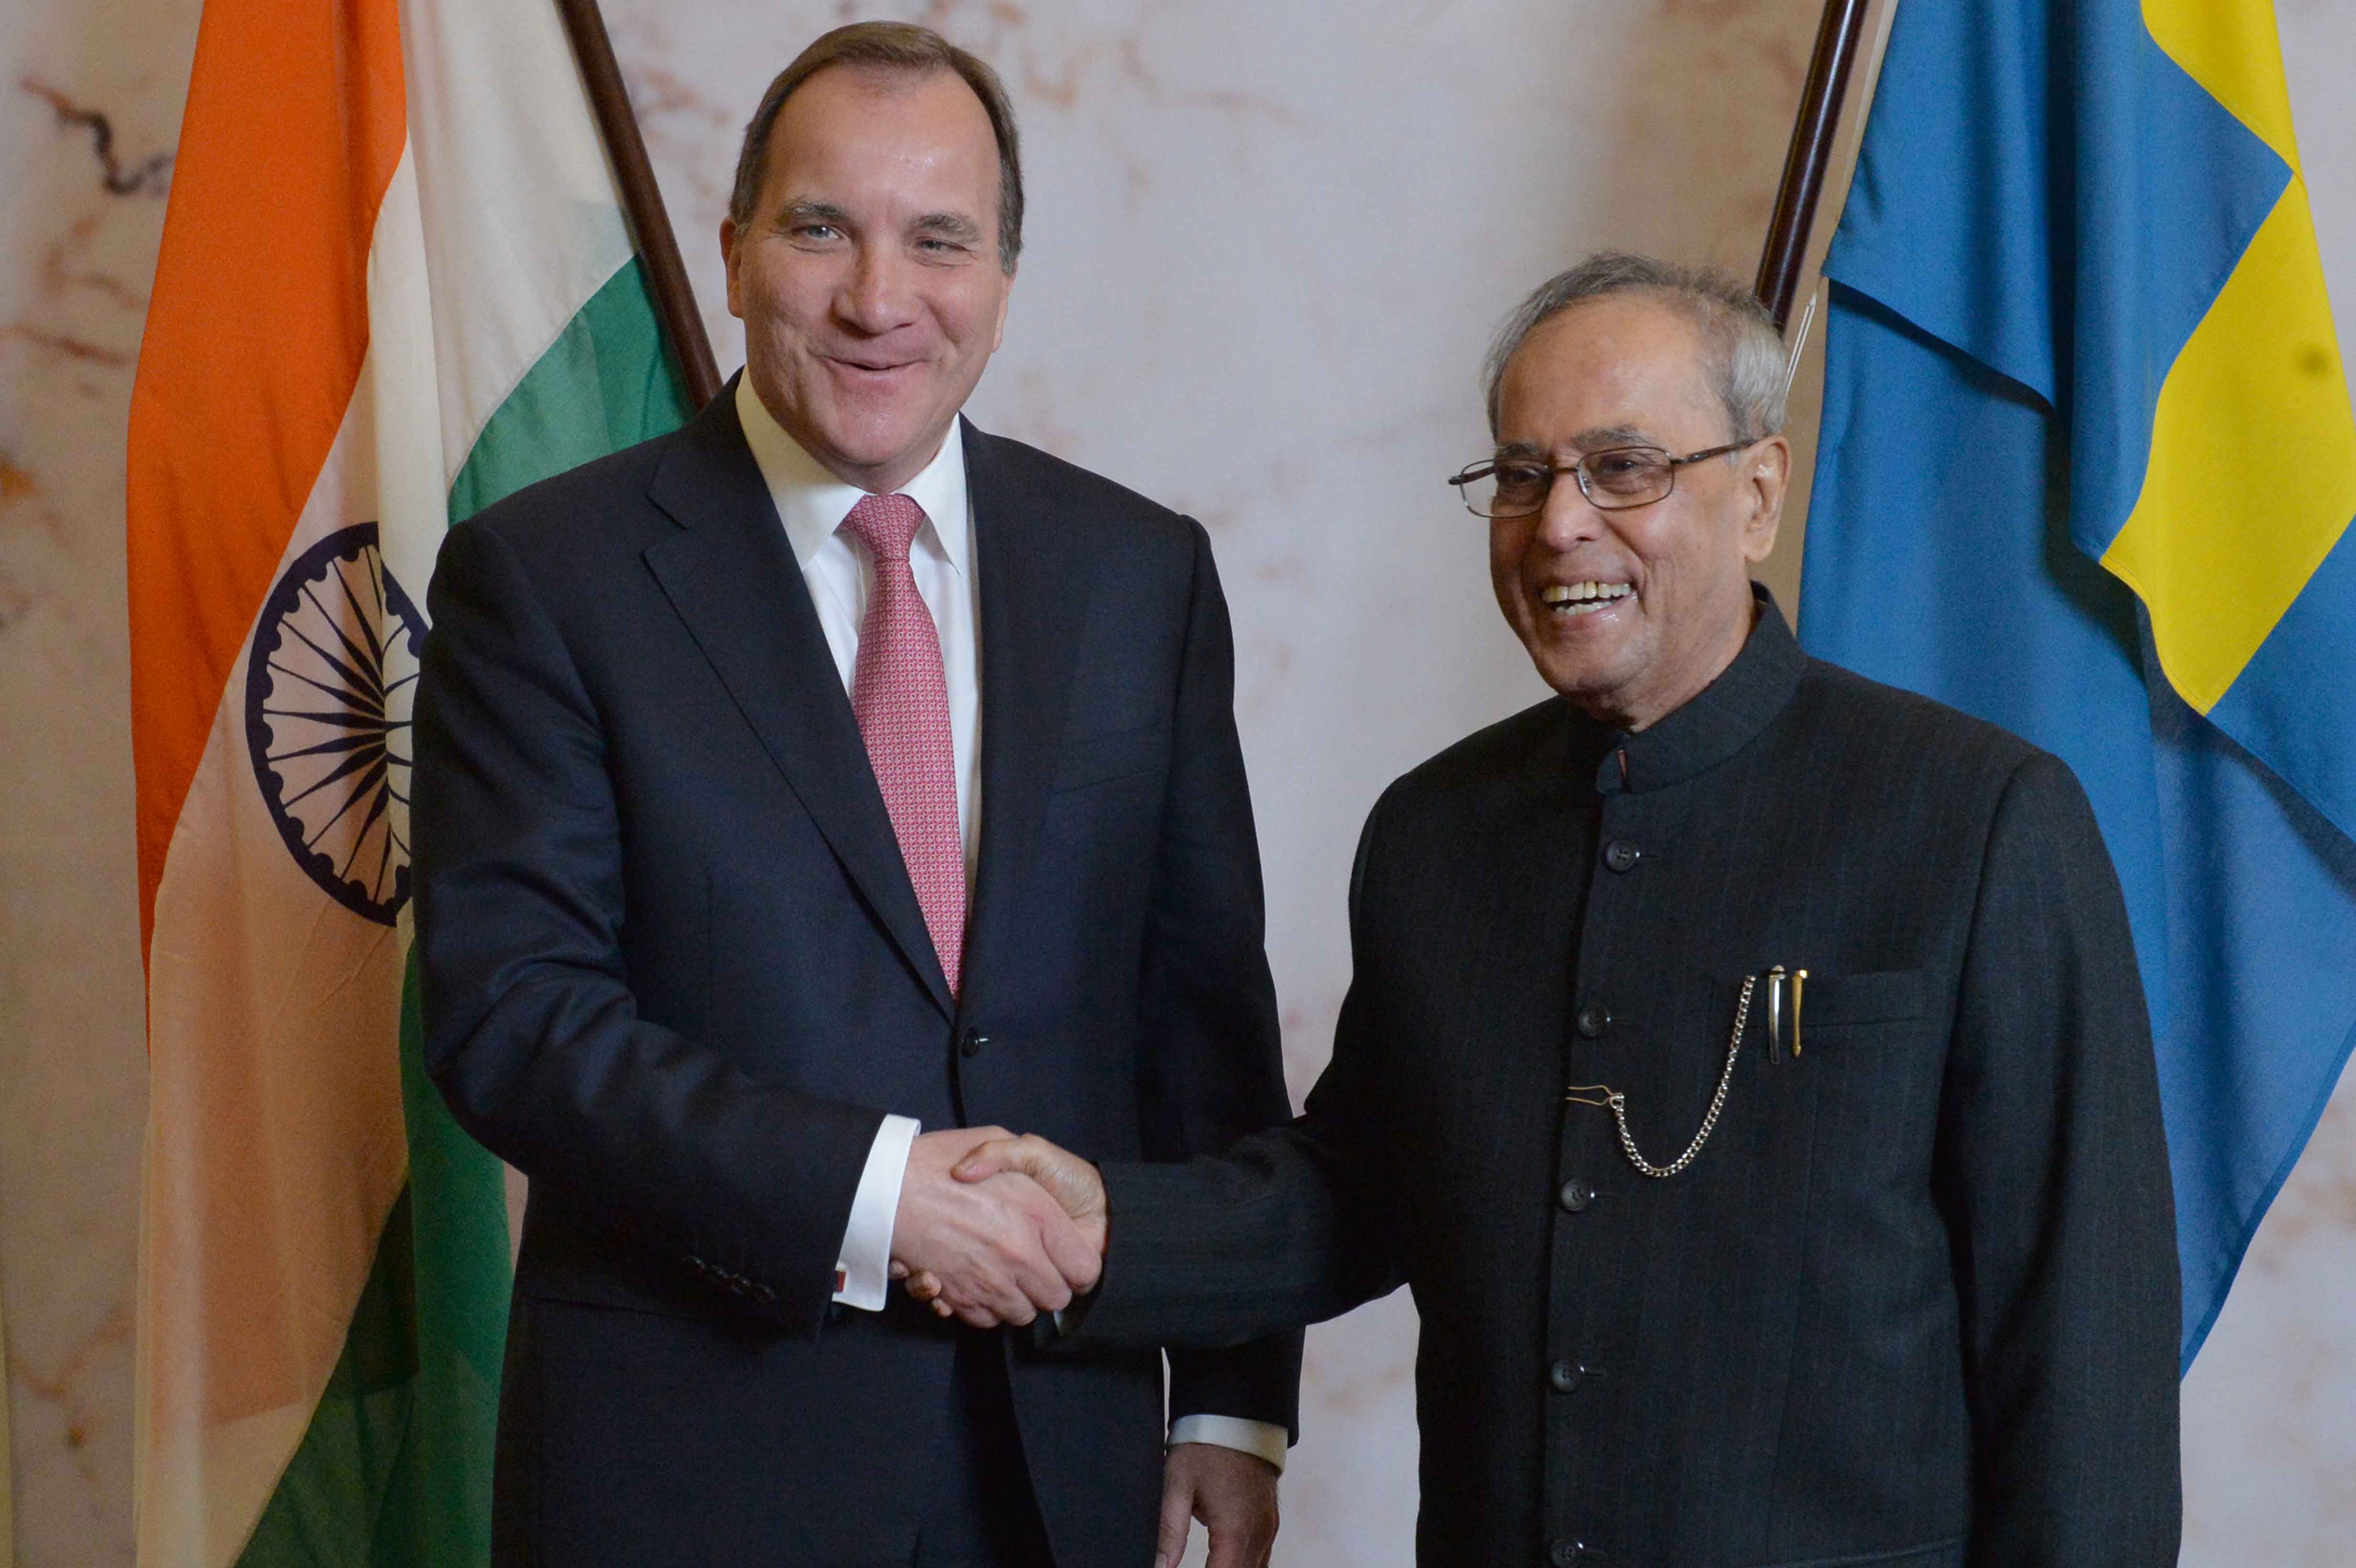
[1801,0,2356,1364]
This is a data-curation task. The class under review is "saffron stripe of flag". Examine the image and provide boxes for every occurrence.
[127,0,691,1561]
[1799,0,2356,1365]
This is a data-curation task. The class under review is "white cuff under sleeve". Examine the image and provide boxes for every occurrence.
[1168,1415,1289,1473]
[832,1114,921,1311]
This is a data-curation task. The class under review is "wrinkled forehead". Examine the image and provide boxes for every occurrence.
[763,65,1001,205]
[1496,295,1721,448]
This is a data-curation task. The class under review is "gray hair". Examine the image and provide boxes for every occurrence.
[728,22,1024,274]
[1481,252,1788,443]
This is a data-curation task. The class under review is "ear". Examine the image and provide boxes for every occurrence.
[720,216,745,321]
[1739,434,1790,566]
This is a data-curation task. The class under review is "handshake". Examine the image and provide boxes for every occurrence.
[886,1127,1108,1327]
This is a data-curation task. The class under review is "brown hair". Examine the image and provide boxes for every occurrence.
[727,22,1024,273]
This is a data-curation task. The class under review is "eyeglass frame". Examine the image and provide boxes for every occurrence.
[1447,439,1758,518]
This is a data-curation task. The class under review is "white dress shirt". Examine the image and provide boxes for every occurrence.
[736,379,1284,1471]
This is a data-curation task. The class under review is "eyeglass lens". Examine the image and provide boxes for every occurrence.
[1464,449,1675,516]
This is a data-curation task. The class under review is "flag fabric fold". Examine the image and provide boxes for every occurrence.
[1800,0,2356,1365]
[127,0,693,1561]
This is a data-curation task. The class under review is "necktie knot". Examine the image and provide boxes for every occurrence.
[841,492,927,566]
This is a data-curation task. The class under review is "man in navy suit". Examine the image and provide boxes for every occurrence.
[414,22,1298,1568]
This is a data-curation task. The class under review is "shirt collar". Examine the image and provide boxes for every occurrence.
[734,373,972,575]
[1582,583,1805,795]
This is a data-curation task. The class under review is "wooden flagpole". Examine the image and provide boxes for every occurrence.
[1754,0,1877,333]
[554,0,725,406]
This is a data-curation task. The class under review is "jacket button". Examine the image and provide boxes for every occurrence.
[959,1029,990,1059]
[1548,1358,1584,1393]
[1549,1541,1582,1567]
[1603,838,1641,873]
[1558,1179,1593,1213]
[1575,1003,1610,1039]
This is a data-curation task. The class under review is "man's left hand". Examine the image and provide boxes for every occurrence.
[1158,1441,1279,1568]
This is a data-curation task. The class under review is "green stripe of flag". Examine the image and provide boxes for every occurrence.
[237,255,692,1566]
[448,258,698,521]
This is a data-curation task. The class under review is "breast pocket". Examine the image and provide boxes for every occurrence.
[1774,967,1947,1230]
[1796,969,1931,1036]
[1051,719,1168,794]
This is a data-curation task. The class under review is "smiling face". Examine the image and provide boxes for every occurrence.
[721,65,1013,493]
[1488,293,1788,730]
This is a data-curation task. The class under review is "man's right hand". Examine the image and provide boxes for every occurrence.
[899,1134,1109,1323]
[888,1127,1103,1328]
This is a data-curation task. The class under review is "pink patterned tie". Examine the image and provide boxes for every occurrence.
[840,493,965,993]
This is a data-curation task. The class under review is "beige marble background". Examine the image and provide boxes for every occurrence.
[1,0,2351,1562]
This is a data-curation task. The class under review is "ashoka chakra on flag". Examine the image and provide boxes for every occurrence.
[241,523,424,926]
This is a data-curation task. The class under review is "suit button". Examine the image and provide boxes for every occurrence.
[1575,1003,1610,1039]
[1558,1179,1593,1214]
[959,1029,990,1059]
[1602,838,1641,872]
[1549,1541,1580,1567]
[1548,1359,1584,1393]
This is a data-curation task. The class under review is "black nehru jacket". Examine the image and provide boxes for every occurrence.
[1075,588,2182,1568]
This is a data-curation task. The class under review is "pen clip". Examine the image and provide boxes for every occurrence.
[1791,969,1808,1058]
[1765,965,1786,1063]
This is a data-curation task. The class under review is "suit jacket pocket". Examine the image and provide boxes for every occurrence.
[1793,969,1929,1030]
[1749,1535,1964,1568]
[1052,719,1168,793]
[523,1258,740,1324]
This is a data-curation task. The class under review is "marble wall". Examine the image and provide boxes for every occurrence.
[2,0,195,1557]
[1,0,2351,1563]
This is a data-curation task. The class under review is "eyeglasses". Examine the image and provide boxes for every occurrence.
[1447,441,1753,518]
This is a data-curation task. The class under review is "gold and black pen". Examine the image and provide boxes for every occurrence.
[1765,965,1810,1061]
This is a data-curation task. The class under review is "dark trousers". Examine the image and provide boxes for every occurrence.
[912,1331,1056,1568]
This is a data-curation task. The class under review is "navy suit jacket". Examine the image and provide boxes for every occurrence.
[413,386,1301,1567]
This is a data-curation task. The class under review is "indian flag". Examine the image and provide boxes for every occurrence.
[125,0,694,1560]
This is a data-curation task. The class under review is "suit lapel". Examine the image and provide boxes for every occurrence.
[640,391,954,1020]
[961,423,1091,1022]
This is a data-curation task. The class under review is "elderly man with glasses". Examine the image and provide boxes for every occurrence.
[932,253,2185,1567]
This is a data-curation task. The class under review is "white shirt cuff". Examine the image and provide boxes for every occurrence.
[831,1114,921,1310]
[1168,1415,1289,1473]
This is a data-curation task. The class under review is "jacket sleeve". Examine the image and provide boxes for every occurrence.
[1135,521,1308,1440]
[413,518,881,1337]
[1940,752,2182,1564]
[1084,776,1407,1358]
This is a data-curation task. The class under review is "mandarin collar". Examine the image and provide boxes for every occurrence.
[1580,583,1804,795]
